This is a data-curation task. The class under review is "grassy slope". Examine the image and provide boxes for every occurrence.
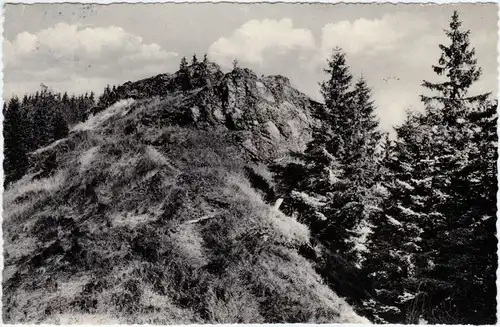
[3,98,369,324]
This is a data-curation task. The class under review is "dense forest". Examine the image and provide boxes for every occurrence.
[271,11,497,324]
[3,85,126,186]
[3,11,497,324]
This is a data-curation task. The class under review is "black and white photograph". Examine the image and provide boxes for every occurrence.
[2,2,498,324]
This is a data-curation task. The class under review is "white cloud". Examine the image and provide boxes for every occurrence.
[4,23,179,97]
[320,13,429,57]
[208,18,315,67]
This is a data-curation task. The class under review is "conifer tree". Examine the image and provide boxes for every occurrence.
[62,92,69,104]
[347,77,382,185]
[32,93,54,147]
[274,48,355,229]
[274,48,382,263]
[413,100,498,324]
[4,97,29,186]
[414,14,494,323]
[51,109,69,140]
[180,56,188,70]
[178,57,192,91]
[421,10,489,122]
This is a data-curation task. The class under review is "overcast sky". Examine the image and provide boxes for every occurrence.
[4,3,498,131]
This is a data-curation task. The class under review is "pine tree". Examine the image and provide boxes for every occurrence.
[421,10,489,122]
[32,92,54,147]
[89,91,95,103]
[178,57,192,91]
[180,56,188,70]
[347,77,382,185]
[51,109,69,140]
[4,97,29,186]
[273,48,382,274]
[192,54,198,64]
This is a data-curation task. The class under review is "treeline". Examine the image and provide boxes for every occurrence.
[272,11,496,324]
[3,88,96,186]
[3,53,215,188]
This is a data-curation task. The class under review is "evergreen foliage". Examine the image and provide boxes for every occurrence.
[272,11,495,325]
[363,11,497,324]
[421,10,490,120]
[3,87,96,187]
[178,56,192,91]
[4,97,29,186]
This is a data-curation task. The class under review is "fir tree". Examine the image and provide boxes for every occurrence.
[180,56,188,70]
[421,10,489,122]
[4,97,29,186]
[347,77,381,185]
[32,92,54,146]
[89,91,95,103]
[274,48,382,269]
[62,92,69,104]
[414,100,498,324]
[50,110,68,140]
[178,57,192,91]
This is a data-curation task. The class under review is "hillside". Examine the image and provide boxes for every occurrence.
[3,65,370,324]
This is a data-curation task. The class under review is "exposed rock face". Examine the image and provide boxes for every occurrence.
[101,63,322,161]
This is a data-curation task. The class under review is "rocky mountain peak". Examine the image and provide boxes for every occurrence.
[96,62,322,161]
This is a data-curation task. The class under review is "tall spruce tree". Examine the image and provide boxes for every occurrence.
[421,10,489,122]
[274,48,356,235]
[415,11,495,324]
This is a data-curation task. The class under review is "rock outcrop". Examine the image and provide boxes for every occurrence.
[93,62,322,161]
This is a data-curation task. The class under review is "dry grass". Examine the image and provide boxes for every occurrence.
[3,97,369,324]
